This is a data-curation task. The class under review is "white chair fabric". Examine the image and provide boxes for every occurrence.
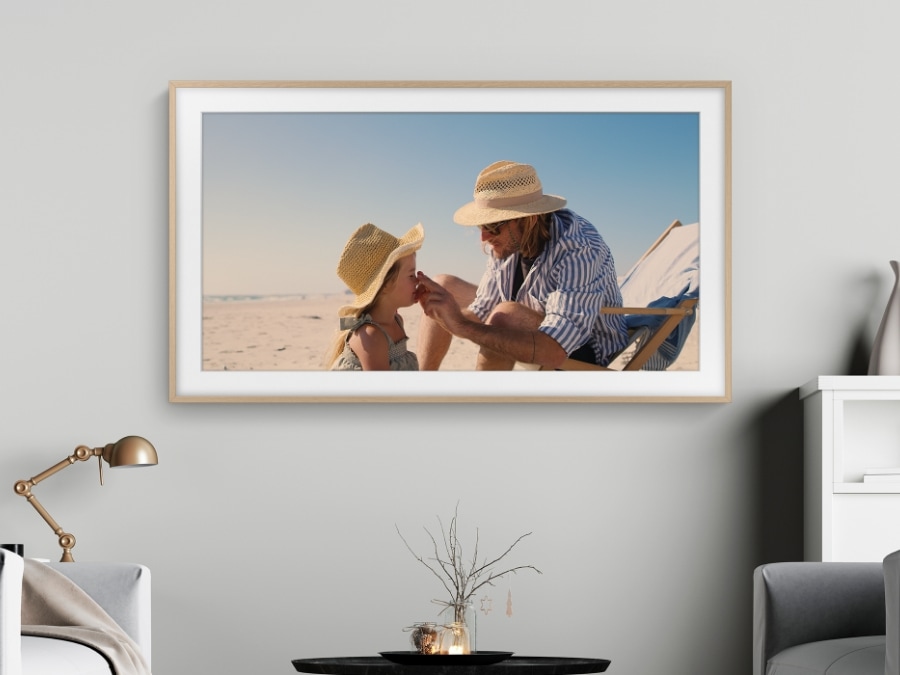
[0,550,24,675]
[0,549,151,675]
[617,222,699,370]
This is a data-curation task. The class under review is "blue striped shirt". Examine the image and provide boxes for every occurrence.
[468,209,629,365]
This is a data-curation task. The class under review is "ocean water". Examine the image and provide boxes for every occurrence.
[203,292,347,304]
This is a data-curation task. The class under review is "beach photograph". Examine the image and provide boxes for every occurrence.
[194,100,705,378]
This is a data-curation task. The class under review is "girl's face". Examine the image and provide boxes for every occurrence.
[382,253,418,309]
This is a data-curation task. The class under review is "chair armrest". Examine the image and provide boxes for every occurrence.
[601,304,695,316]
[44,561,152,669]
[885,551,900,675]
[0,549,24,675]
[753,561,885,675]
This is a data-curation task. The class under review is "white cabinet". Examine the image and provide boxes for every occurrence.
[801,376,900,562]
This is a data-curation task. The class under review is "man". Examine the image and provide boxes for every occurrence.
[416,160,629,370]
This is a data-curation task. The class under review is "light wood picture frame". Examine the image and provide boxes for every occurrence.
[169,80,731,403]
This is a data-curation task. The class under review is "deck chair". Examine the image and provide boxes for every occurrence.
[551,219,699,372]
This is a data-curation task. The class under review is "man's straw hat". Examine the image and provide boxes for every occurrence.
[336,222,424,317]
[453,161,567,227]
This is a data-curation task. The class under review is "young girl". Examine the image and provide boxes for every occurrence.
[327,222,424,371]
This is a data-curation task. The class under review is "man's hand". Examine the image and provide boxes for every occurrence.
[416,272,467,335]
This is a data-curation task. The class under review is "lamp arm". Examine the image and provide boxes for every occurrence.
[13,445,101,562]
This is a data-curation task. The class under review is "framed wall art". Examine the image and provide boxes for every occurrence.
[169,80,731,403]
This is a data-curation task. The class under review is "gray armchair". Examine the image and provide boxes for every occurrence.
[754,550,900,675]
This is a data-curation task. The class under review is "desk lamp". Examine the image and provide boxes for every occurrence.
[13,436,158,562]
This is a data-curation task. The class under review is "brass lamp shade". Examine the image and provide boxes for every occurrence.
[13,435,158,562]
[103,436,159,467]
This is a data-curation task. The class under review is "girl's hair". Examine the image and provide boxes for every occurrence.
[324,259,403,368]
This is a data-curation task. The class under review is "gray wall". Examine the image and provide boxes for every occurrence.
[2,2,899,674]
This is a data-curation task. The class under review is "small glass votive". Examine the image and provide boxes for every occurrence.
[439,621,471,655]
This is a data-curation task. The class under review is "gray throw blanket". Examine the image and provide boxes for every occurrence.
[21,558,151,675]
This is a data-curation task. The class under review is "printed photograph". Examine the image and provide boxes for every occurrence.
[199,111,700,373]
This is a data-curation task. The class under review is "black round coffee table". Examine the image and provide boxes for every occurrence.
[292,655,611,675]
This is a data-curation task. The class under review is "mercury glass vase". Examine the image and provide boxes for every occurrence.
[869,260,900,375]
[408,622,440,655]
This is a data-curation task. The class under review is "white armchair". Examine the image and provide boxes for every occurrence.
[0,549,151,675]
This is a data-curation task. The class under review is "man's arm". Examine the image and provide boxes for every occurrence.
[417,272,568,369]
[454,320,568,369]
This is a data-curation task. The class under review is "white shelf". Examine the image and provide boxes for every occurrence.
[800,375,900,400]
[802,376,900,562]
[835,482,900,494]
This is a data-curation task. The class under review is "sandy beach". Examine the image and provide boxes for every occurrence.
[202,293,698,372]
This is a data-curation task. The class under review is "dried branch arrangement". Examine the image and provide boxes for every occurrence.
[397,504,542,621]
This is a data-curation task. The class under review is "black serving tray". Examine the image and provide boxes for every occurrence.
[379,652,514,666]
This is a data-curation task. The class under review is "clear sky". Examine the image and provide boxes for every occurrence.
[201,111,699,296]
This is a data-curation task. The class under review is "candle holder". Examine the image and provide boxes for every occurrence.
[439,622,471,655]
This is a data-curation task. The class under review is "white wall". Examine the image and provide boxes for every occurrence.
[2,2,899,674]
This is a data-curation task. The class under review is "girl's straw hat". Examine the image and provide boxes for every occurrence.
[336,222,424,317]
[453,161,567,226]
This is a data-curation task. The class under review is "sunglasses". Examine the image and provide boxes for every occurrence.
[478,220,510,236]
